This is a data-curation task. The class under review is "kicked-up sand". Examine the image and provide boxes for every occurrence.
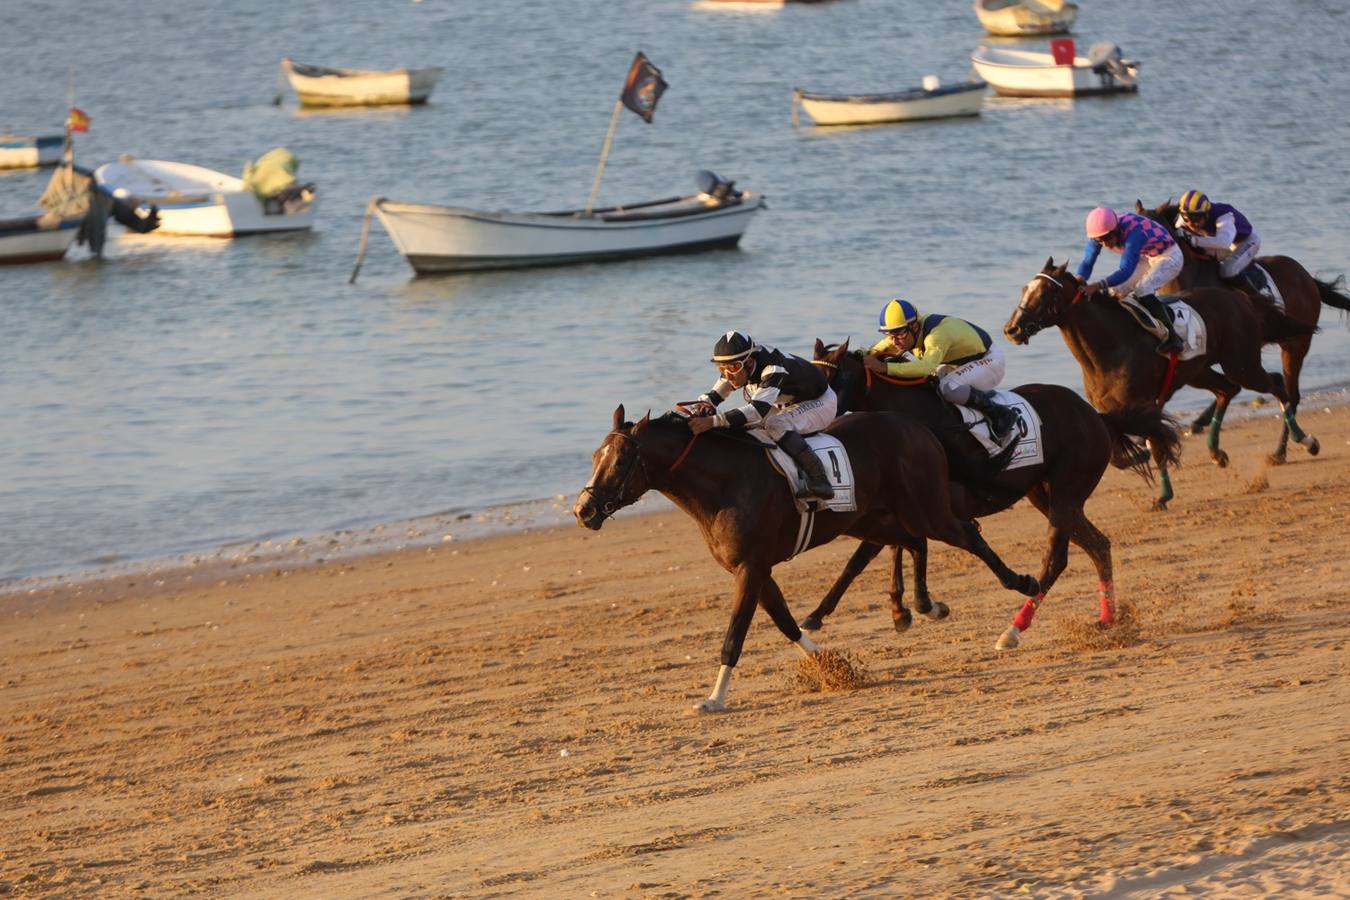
[2,403,1348,897]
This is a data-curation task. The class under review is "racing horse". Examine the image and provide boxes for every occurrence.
[1004,259,1317,509]
[574,405,1039,712]
[804,339,1181,650]
[1137,199,1350,464]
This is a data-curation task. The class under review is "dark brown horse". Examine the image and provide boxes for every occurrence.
[1004,259,1317,508]
[804,339,1181,649]
[1137,199,1350,464]
[574,405,1039,712]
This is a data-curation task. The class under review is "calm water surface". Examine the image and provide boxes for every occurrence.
[3,0,1349,581]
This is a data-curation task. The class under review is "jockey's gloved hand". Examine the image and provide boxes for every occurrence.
[676,400,716,418]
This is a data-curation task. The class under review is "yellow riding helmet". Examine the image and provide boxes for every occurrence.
[1178,190,1211,217]
[878,298,920,332]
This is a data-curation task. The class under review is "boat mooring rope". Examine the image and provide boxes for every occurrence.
[349,196,381,284]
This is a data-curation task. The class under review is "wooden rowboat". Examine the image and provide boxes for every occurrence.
[278,59,444,107]
[0,134,64,169]
[974,0,1078,37]
[792,79,986,126]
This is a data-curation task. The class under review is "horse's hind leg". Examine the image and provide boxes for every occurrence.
[801,541,884,631]
[1270,338,1318,463]
[928,518,1038,597]
[997,489,1073,650]
[1070,511,1116,626]
[1191,369,1240,469]
[1190,399,1218,436]
[906,538,949,623]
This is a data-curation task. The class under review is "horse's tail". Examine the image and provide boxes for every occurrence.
[1260,300,1320,343]
[1099,405,1182,483]
[1315,274,1350,318]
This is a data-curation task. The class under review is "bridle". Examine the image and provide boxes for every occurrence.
[1011,271,1085,339]
[578,421,701,522]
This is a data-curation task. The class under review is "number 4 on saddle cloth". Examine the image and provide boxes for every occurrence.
[952,391,1047,471]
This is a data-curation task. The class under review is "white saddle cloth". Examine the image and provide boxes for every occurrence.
[752,431,858,514]
[1160,297,1209,361]
[954,390,1046,471]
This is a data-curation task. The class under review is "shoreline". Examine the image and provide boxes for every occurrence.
[4,384,1347,595]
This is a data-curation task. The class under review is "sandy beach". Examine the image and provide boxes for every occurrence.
[2,403,1348,898]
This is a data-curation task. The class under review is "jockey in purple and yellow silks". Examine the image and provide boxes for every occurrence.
[1173,190,1267,294]
[864,298,1018,441]
[1078,207,1185,354]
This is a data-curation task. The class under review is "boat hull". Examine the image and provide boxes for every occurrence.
[374,194,764,274]
[0,135,63,169]
[796,82,985,125]
[285,64,443,107]
[971,47,1138,97]
[0,216,80,265]
[974,0,1078,36]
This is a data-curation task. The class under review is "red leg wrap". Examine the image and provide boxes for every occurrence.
[1098,581,1116,624]
[1012,594,1043,632]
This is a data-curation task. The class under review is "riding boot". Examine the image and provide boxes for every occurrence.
[1242,266,1268,296]
[779,431,835,500]
[965,388,1019,443]
[1137,293,1183,355]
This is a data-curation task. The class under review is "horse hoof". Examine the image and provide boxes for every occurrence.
[995,626,1021,651]
[1095,619,1114,631]
[1189,422,1206,436]
[693,698,726,714]
[1152,499,1169,512]
[1211,449,1229,468]
[1306,437,1320,456]
[892,610,913,633]
[800,615,822,632]
[925,601,950,621]
[1267,452,1287,467]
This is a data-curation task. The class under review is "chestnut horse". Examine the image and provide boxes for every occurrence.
[1005,259,1317,509]
[1137,199,1350,464]
[574,405,1039,712]
[804,339,1181,649]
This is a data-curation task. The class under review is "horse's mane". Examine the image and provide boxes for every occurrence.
[647,410,768,449]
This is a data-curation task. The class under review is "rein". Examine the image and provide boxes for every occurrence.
[580,423,700,519]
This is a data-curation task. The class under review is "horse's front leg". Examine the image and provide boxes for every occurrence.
[698,564,815,714]
[800,541,884,631]
[1150,437,1175,511]
[997,504,1072,651]
[1271,341,1318,463]
[900,539,949,627]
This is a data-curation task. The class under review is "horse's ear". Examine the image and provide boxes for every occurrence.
[813,337,825,357]
[612,404,625,431]
[838,336,851,355]
[1043,256,1055,272]
[637,410,651,429]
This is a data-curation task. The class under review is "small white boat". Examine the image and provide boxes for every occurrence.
[278,59,444,107]
[0,134,64,169]
[974,0,1078,36]
[94,156,316,237]
[364,171,764,275]
[971,43,1139,97]
[0,212,81,264]
[793,77,985,126]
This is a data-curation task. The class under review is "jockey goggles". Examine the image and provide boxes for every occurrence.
[716,359,748,376]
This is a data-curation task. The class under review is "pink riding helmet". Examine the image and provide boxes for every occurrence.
[1085,207,1119,238]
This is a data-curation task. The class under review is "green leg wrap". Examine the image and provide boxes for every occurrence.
[1284,410,1307,444]
[1206,411,1226,452]
[1158,470,1174,507]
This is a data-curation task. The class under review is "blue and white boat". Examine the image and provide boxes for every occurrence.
[0,134,64,169]
[0,212,82,264]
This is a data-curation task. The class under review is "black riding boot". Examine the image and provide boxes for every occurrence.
[779,431,835,500]
[965,388,1019,443]
[1242,266,1268,295]
[1138,293,1183,354]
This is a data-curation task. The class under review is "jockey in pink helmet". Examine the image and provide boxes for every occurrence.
[1078,206,1185,354]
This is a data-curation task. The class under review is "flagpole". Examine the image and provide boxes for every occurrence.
[584,100,623,217]
[63,67,75,167]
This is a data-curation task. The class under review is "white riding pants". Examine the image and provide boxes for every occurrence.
[936,344,1006,404]
[1217,231,1262,279]
[761,387,839,440]
[1111,243,1184,298]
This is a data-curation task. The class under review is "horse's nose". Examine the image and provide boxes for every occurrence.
[1003,322,1025,345]
[572,495,603,530]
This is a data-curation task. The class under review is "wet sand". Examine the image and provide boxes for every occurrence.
[2,404,1347,897]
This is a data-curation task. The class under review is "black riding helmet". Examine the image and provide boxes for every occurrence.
[711,331,755,364]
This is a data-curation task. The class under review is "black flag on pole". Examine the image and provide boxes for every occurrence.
[619,52,668,123]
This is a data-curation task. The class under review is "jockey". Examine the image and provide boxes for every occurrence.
[1078,206,1185,355]
[1173,190,1266,294]
[687,331,838,500]
[864,298,1019,442]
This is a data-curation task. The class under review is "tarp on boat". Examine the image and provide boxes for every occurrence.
[241,147,299,199]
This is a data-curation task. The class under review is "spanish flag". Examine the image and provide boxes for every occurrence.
[67,107,90,133]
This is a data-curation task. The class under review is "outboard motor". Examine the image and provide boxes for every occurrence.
[1087,42,1131,80]
[695,169,739,203]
